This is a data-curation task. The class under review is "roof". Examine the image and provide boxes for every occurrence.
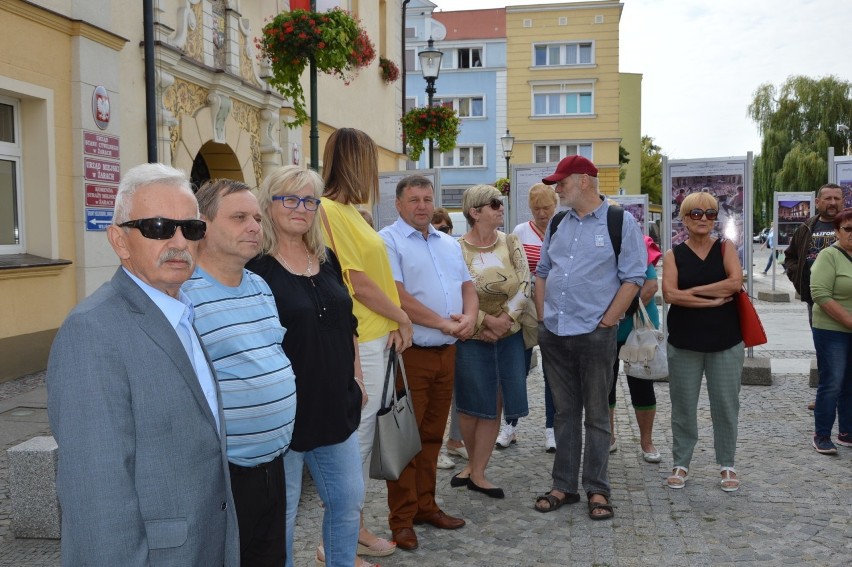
[431,9,505,40]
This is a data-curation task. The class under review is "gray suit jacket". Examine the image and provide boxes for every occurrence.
[47,268,239,566]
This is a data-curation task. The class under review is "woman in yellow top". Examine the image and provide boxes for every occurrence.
[320,128,413,558]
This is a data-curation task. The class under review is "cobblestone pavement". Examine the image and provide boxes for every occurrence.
[2,248,851,566]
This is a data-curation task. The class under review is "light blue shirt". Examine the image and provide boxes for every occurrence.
[380,218,472,347]
[536,199,646,337]
[122,268,221,433]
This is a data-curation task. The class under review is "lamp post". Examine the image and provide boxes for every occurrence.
[419,37,443,169]
[501,129,515,180]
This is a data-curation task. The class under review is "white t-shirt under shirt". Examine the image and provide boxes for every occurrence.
[512,220,545,274]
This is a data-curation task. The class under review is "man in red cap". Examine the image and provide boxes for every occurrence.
[532,155,646,521]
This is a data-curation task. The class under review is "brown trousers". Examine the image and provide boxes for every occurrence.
[386,344,456,530]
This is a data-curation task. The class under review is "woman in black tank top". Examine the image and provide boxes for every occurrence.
[661,192,745,493]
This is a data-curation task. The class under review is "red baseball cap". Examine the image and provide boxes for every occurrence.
[542,155,598,184]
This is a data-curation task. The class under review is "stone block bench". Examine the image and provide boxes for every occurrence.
[7,435,60,539]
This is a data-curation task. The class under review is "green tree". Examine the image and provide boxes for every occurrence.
[619,144,630,183]
[748,75,852,227]
[640,135,663,204]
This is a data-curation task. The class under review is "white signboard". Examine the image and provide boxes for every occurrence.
[610,194,649,235]
[509,163,558,230]
[376,170,440,231]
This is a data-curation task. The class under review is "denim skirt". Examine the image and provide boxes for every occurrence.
[454,331,529,420]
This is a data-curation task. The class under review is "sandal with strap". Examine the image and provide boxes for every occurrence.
[666,466,688,489]
[316,545,380,567]
[720,467,739,492]
[587,493,614,521]
[534,490,580,513]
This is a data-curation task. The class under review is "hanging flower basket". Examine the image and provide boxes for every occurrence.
[379,57,400,84]
[401,106,461,162]
[494,177,510,196]
[257,8,375,127]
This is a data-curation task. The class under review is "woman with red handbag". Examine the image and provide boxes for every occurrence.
[661,192,744,492]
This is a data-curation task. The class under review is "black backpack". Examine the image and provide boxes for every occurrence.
[548,204,640,316]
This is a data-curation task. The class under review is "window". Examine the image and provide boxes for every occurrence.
[434,96,484,118]
[433,145,485,168]
[533,42,593,66]
[531,83,594,117]
[0,96,22,253]
[440,47,483,69]
[534,143,593,163]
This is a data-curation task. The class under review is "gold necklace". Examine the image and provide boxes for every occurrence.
[275,244,313,277]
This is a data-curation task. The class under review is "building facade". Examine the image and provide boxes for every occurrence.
[0,0,403,381]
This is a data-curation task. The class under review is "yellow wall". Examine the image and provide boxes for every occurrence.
[620,72,642,194]
[506,2,623,182]
[0,5,78,380]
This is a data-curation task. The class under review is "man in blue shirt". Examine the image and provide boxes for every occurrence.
[379,175,478,551]
[533,156,646,521]
[182,179,296,566]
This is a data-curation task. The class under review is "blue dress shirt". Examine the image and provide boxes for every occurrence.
[536,199,646,337]
[379,218,472,347]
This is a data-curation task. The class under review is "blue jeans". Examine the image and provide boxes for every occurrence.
[812,328,852,438]
[539,325,616,497]
[515,347,555,428]
[284,432,363,567]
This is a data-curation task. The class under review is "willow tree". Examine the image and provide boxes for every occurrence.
[747,75,852,227]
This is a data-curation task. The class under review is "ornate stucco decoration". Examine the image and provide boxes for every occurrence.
[231,100,263,187]
[161,78,209,158]
[208,91,233,144]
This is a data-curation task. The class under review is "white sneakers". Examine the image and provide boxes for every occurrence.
[544,427,556,453]
[495,423,517,448]
[436,453,455,469]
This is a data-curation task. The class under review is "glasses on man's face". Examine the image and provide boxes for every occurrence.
[687,208,719,221]
[436,225,451,234]
[273,195,321,211]
[119,217,207,241]
[476,198,503,211]
[839,226,852,233]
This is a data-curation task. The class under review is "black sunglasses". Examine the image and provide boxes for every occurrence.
[687,208,718,221]
[476,198,503,211]
[840,226,852,233]
[119,217,207,241]
[436,225,451,234]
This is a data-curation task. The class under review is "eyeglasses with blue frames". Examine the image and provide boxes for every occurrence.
[118,217,207,241]
[687,208,718,221]
[272,195,322,211]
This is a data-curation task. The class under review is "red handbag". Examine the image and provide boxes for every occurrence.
[735,288,767,347]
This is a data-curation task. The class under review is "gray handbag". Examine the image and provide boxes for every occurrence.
[369,347,421,481]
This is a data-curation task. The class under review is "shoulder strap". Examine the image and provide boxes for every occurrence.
[607,204,624,258]
[548,204,624,258]
[548,210,568,239]
[832,244,852,264]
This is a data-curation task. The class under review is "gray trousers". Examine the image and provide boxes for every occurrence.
[667,342,745,468]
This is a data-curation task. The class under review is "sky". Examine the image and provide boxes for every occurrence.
[434,0,851,159]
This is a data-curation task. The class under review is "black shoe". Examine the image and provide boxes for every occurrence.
[467,480,504,499]
[450,473,470,488]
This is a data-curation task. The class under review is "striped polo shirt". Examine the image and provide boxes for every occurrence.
[182,267,296,467]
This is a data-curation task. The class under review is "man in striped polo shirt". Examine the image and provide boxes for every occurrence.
[182,179,297,566]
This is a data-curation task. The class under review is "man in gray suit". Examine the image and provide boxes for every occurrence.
[47,163,239,566]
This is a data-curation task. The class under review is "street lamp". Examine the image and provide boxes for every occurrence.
[419,37,443,169]
[501,129,515,179]
[838,124,851,156]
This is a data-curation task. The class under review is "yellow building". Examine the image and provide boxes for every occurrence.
[0,0,403,382]
[506,1,639,195]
